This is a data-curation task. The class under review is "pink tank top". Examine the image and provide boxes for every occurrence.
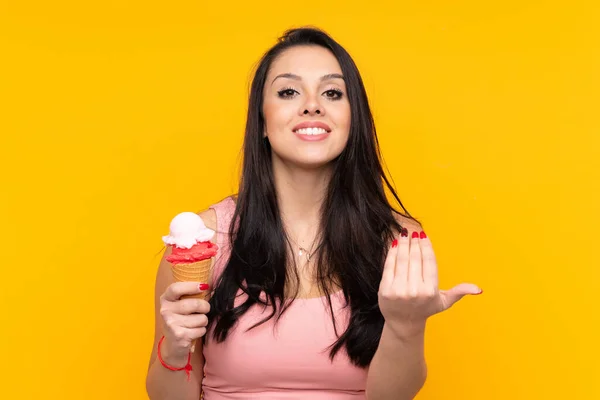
[203,196,368,399]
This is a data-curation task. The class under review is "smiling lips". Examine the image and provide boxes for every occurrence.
[292,121,331,141]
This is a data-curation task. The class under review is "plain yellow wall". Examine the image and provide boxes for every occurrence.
[1,1,598,399]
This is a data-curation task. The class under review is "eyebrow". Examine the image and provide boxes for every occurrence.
[271,73,345,86]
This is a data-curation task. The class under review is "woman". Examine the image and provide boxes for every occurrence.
[146,26,482,400]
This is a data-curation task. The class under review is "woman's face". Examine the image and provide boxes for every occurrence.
[262,45,351,169]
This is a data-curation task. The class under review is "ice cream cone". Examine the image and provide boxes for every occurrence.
[171,258,212,353]
[162,212,218,354]
[171,259,211,300]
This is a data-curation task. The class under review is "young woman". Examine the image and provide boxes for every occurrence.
[146,26,482,400]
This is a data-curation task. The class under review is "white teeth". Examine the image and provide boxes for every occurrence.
[295,127,328,135]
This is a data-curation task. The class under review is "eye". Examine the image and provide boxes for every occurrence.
[324,89,344,100]
[277,87,298,99]
[276,87,344,100]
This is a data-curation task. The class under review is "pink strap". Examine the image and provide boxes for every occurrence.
[209,196,236,286]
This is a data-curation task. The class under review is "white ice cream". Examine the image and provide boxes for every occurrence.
[162,212,215,249]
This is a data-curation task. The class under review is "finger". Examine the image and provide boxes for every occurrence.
[407,231,423,289]
[440,283,483,310]
[172,327,207,343]
[380,236,400,290]
[174,298,211,315]
[394,228,410,284]
[163,282,208,302]
[187,327,207,341]
[419,232,439,289]
[180,313,209,329]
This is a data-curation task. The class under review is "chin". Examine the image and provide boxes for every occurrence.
[289,154,339,170]
[272,146,344,169]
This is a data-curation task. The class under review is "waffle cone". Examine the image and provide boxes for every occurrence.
[171,259,211,300]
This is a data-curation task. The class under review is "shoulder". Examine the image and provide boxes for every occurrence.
[196,194,237,233]
[197,208,217,232]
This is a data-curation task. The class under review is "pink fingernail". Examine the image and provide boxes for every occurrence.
[199,283,210,291]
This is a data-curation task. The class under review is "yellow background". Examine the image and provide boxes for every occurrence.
[1,1,598,399]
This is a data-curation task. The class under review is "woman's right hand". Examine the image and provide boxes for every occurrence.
[158,282,210,364]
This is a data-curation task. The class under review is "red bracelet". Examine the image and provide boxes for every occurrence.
[157,335,193,382]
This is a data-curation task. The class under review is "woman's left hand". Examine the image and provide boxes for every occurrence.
[378,229,482,338]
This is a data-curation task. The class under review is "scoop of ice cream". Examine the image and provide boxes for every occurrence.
[166,241,219,264]
[162,212,215,249]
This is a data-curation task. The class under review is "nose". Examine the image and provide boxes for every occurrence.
[300,94,323,116]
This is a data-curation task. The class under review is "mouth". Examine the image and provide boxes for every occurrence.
[292,127,330,142]
[291,121,332,134]
[293,127,330,136]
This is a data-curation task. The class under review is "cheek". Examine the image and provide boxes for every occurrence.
[335,107,351,149]
[334,105,351,134]
[333,101,351,123]
[263,102,294,132]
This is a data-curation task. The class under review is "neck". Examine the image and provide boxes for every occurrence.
[272,156,333,242]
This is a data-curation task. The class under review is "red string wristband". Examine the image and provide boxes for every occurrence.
[157,335,193,382]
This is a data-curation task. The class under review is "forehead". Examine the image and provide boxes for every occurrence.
[268,45,342,79]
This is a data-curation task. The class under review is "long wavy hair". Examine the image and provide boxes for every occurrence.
[206,26,420,367]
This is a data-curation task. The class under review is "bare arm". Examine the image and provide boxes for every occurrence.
[145,209,217,400]
[366,324,427,400]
